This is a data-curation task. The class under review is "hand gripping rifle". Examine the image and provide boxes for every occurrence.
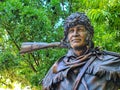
[20,42,68,54]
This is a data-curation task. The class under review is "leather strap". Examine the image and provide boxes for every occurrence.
[73,56,96,90]
[103,50,120,57]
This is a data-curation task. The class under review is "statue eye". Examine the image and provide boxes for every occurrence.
[76,25,86,32]
[77,27,85,32]
[68,29,74,33]
[78,29,84,32]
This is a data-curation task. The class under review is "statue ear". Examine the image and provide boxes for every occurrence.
[86,32,92,41]
[62,36,71,49]
[86,33,93,47]
[86,33,90,42]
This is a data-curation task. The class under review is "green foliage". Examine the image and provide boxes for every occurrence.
[0,0,119,89]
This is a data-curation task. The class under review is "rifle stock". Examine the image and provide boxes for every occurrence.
[20,42,67,54]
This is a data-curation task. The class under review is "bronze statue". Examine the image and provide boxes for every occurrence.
[42,12,120,90]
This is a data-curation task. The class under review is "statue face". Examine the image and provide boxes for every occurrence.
[68,25,88,49]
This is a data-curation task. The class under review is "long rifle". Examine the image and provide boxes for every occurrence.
[20,42,67,54]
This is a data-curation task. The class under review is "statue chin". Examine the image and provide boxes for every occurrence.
[73,45,87,51]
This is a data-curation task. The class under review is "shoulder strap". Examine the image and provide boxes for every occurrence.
[103,50,120,57]
[73,56,96,90]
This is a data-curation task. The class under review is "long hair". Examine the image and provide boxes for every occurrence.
[63,12,94,48]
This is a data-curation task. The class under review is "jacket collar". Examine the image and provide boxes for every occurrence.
[66,49,77,58]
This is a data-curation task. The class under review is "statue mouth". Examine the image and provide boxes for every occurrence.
[71,39,81,43]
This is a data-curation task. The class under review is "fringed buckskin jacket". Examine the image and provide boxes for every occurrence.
[42,48,120,90]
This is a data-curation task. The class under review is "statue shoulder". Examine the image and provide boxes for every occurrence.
[103,50,120,57]
[86,50,120,82]
[42,56,66,89]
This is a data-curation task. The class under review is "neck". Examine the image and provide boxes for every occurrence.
[73,46,87,56]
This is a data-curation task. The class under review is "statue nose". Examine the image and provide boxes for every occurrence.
[73,30,79,36]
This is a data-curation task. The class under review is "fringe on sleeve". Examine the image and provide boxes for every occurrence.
[86,55,120,82]
[42,56,67,90]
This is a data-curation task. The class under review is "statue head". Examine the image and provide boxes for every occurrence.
[63,12,94,48]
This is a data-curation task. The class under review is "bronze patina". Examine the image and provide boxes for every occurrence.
[42,12,120,90]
